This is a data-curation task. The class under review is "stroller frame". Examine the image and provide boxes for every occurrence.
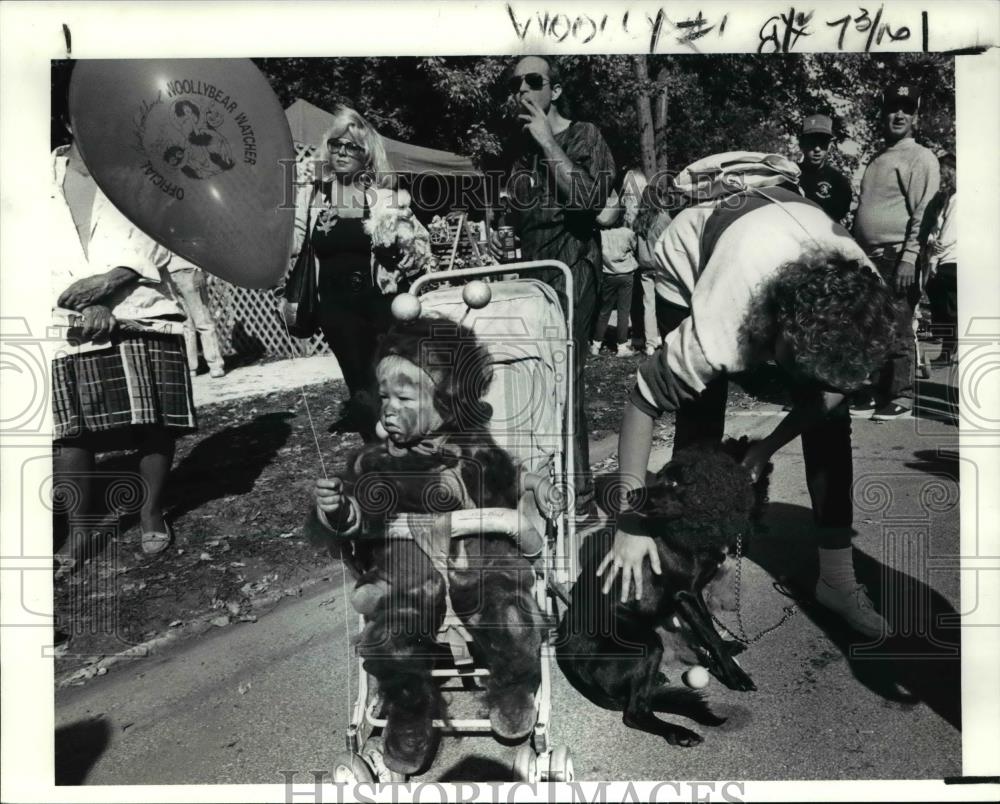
[335,261,579,783]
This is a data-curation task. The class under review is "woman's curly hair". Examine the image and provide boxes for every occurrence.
[375,315,494,431]
[740,251,898,391]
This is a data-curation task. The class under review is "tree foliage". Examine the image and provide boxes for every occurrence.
[52,55,953,191]
[254,52,953,192]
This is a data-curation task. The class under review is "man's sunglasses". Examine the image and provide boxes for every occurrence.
[327,138,366,157]
[885,101,918,115]
[507,73,549,94]
[801,134,833,149]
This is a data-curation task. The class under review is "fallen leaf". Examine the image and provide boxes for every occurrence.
[199,552,212,561]
[211,615,231,627]
[169,620,183,628]
[238,682,252,695]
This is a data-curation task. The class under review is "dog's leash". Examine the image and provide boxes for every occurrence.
[710,531,798,645]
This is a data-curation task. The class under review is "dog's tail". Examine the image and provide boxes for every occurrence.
[649,686,726,726]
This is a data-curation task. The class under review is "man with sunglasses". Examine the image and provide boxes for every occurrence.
[797,114,852,224]
[495,55,616,517]
[851,83,940,420]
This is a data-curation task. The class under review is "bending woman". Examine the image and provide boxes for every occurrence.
[601,185,899,639]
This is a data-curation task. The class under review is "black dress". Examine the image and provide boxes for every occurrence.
[312,196,393,436]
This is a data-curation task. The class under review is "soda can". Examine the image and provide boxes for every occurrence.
[497,226,520,263]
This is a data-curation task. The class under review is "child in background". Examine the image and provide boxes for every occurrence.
[591,183,641,357]
[632,179,677,355]
[923,152,958,366]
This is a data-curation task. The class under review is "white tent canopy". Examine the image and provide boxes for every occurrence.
[285,98,481,177]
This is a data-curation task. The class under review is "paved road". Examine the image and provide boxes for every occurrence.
[55,377,967,784]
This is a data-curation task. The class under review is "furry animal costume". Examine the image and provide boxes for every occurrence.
[307,316,543,774]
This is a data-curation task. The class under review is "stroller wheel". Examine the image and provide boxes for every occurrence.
[332,751,375,784]
[513,744,538,782]
[548,745,574,782]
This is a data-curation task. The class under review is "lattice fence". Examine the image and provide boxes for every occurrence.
[201,142,491,360]
[203,275,330,360]
[201,142,329,360]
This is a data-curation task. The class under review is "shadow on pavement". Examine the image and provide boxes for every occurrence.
[904,448,959,479]
[437,756,516,782]
[748,502,962,732]
[165,412,294,521]
[55,717,111,785]
[90,413,295,533]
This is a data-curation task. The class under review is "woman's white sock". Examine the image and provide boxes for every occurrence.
[818,546,857,589]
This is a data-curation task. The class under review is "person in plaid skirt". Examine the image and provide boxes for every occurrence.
[51,130,196,563]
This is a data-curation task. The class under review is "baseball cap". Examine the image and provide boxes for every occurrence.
[883,83,921,111]
[802,114,834,137]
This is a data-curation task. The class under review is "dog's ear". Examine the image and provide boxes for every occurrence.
[721,435,752,463]
[626,481,686,520]
[722,437,773,517]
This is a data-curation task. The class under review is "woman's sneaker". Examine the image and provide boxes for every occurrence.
[871,402,911,420]
[589,340,602,356]
[849,398,877,417]
[616,343,637,357]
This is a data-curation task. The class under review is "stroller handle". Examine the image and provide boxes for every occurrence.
[409,259,573,339]
[375,508,543,558]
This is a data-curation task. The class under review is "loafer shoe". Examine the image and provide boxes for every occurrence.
[815,580,889,638]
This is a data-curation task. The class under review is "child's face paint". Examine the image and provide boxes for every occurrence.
[376,356,443,444]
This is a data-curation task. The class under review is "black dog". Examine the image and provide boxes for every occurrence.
[556,438,771,747]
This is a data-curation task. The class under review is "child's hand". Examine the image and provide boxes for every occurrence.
[533,475,557,516]
[315,478,345,515]
[522,470,565,518]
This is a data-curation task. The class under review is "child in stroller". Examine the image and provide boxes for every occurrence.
[308,315,547,775]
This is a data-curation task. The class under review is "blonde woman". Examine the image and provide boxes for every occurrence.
[290,105,431,438]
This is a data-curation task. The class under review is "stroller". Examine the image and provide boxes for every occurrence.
[332,261,580,783]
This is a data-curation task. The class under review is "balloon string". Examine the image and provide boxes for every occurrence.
[274,299,329,480]
[275,297,351,728]
[298,386,328,480]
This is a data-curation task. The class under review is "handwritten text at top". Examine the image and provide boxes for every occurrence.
[505,4,930,54]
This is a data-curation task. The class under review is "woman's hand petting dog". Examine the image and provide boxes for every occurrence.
[599,513,662,603]
[739,440,773,484]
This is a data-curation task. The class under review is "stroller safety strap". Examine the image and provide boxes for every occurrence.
[375,508,544,559]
